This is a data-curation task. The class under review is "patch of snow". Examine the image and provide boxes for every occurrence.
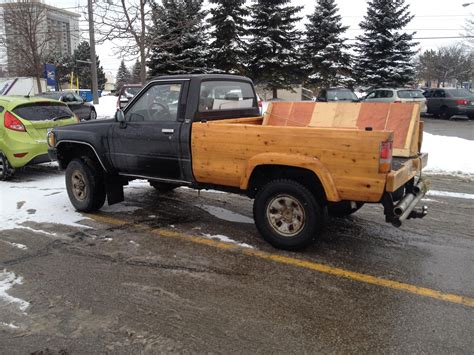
[197,204,253,224]
[202,234,254,249]
[423,133,474,175]
[0,322,19,329]
[0,270,29,313]
[101,204,141,213]
[0,175,88,231]
[5,242,27,250]
[427,190,474,200]
[129,240,139,247]
[16,226,57,236]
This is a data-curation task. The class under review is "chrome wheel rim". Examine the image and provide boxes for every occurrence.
[0,157,4,175]
[266,194,305,237]
[71,170,87,201]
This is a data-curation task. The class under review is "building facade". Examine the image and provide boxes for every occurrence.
[0,1,80,77]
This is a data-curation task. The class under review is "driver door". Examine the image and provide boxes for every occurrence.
[110,82,184,179]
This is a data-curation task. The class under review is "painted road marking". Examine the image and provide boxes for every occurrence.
[88,213,474,308]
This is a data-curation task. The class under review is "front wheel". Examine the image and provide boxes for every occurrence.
[66,158,106,212]
[253,179,324,251]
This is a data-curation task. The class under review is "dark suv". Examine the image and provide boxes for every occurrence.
[423,88,474,120]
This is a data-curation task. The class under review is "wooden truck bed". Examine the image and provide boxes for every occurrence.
[191,102,426,204]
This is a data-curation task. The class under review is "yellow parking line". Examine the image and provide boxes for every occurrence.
[88,213,474,308]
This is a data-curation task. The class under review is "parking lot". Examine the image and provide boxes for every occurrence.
[1,158,473,353]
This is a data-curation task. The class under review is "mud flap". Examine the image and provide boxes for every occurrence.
[105,176,124,205]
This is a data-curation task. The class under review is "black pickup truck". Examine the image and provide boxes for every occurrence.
[48,74,429,250]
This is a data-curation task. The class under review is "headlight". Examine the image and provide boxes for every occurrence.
[47,131,56,148]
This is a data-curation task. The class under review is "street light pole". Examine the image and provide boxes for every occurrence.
[87,0,99,105]
[462,2,474,7]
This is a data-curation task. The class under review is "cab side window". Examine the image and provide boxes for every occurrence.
[125,83,182,123]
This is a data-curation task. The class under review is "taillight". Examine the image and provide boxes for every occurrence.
[4,111,26,132]
[258,100,263,108]
[379,141,393,173]
[455,99,468,105]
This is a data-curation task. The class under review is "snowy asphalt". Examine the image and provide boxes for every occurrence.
[0,164,473,353]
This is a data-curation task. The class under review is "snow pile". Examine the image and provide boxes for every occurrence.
[422,133,474,175]
[0,270,29,313]
[0,172,141,232]
[94,96,118,119]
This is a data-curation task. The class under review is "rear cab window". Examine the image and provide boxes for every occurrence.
[13,102,73,121]
[197,80,260,121]
[397,90,425,99]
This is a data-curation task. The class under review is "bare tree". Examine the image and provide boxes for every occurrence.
[93,0,152,84]
[0,1,57,93]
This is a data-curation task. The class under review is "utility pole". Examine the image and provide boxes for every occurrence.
[88,0,99,104]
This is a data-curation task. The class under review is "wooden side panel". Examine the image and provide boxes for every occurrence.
[356,103,390,130]
[287,102,314,126]
[333,103,360,128]
[191,120,392,202]
[310,102,338,127]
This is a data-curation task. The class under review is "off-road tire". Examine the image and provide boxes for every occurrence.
[150,181,180,192]
[66,158,106,212]
[0,152,14,181]
[253,179,324,251]
[328,201,364,217]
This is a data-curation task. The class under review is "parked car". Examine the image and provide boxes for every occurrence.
[316,88,359,102]
[0,96,78,180]
[423,88,474,119]
[117,84,143,109]
[363,88,427,114]
[48,74,429,251]
[36,91,97,121]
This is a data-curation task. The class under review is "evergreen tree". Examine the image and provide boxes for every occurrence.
[354,0,417,88]
[131,60,142,84]
[248,0,303,99]
[302,0,352,88]
[73,41,107,90]
[116,60,131,92]
[208,0,248,74]
[148,0,210,76]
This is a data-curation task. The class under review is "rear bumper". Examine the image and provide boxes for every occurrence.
[382,153,430,227]
[453,106,474,116]
[386,153,428,193]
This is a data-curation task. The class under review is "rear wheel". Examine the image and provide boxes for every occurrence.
[328,201,364,217]
[0,152,14,181]
[66,158,106,212]
[253,179,324,251]
[468,114,474,120]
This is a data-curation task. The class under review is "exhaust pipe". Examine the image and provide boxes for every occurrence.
[392,179,429,227]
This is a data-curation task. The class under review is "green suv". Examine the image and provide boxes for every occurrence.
[0,96,79,180]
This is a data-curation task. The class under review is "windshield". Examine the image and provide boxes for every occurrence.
[446,89,473,97]
[327,90,358,101]
[13,102,72,121]
[397,90,425,99]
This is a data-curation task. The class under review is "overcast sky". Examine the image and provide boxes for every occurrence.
[46,0,473,76]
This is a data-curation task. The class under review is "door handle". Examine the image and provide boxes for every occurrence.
[161,128,174,134]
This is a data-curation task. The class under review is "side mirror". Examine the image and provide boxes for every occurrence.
[115,110,125,122]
